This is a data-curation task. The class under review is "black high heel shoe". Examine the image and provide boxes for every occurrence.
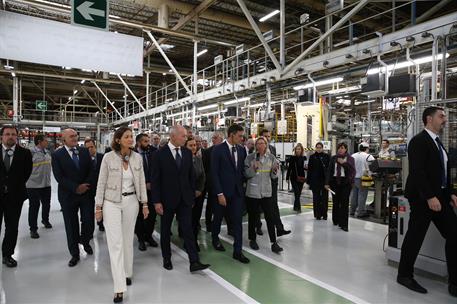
[113,293,123,303]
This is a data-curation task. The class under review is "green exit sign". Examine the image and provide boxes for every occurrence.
[36,100,47,112]
[71,0,109,31]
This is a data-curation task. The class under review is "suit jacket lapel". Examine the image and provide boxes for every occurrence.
[224,142,236,169]
[0,148,5,172]
[62,147,80,171]
[165,145,179,171]
[422,130,445,169]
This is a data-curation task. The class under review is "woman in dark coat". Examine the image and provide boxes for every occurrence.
[286,143,307,213]
[307,142,331,220]
[325,142,355,232]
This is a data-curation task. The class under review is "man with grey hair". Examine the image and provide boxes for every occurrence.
[52,128,95,267]
[151,125,210,272]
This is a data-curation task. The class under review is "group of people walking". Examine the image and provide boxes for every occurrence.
[1,105,455,301]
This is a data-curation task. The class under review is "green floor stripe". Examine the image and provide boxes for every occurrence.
[168,219,352,304]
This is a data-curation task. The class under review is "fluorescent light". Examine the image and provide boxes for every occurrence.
[224,97,251,105]
[247,103,264,108]
[259,10,280,22]
[367,53,450,75]
[81,80,86,84]
[73,90,78,94]
[11,72,16,77]
[63,66,72,70]
[161,44,175,51]
[321,85,361,95]
[197,49,208,57]
[198,104,218,111]
[293,77,344,90]
[4,64,14,70]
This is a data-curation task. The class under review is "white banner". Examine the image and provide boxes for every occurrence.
[0,11,143,76]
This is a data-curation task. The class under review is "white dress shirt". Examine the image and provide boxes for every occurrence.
[2,144,15,165]
[352,152,375,178]
[168,142,181,160]
[64,145,79,159]
[424,128,448,180]
[224,140,238,167]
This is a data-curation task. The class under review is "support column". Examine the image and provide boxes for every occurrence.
[325,15,333,53]
[158,3,169,29]
[265,83,271,120]
[280,0,286,67]
[146,72,150,110]
[12,76,19,124]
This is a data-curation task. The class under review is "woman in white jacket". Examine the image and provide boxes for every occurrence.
[95,127,149,303]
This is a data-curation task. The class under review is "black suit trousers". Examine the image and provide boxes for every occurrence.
[330,180,351,229]
[270,179,285,231]
[0,193,25,256]
[135,202,157,242]
[60,195,94,257]
[160,202,198,263]
[312,186,329,219]
[398,191,457,285]
[246,197,276,243]
[192,194,205,240]
[212,195,243,254]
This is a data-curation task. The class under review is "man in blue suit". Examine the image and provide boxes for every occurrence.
[151,125,210,272]
[52,129,94,267]
[211,124,250,264]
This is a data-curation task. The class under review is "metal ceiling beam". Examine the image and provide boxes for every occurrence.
[117,74,146,112]
[145,31,193,96]
[282,0,372,75]
[92,81,124,119]
[80,87,108,118]
[9,0,234,47]
[416,0,453,23]
[144,0,217,57]
[236,0,282,72]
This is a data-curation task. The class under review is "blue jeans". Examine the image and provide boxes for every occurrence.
[350,178,368,215]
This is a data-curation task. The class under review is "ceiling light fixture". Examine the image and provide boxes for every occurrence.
[293,77,344,90]
[198,104,218,111]
[224,97,251,105]
[259,10,280,22]
[367,53,450,75]
[197,49,208,57]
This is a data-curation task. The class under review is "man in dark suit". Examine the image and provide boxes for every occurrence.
[260,129,291,237]
[52,128,94,267]
[211,124,250,264]
[202,131,227,232]
[84,138,104,232]
[151,125,210,272]
[0,125,32,267]
[134,133,158,251]
[398,106,457,297]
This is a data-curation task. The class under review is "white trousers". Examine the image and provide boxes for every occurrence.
[103,196,139,293]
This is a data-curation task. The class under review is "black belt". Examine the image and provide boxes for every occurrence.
[122,192,135,197]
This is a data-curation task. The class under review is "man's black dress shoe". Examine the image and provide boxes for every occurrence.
[341,227,349,232]
[126,278,132,286]
[212,241,226,252]
[138,241,147,251]
[42,221,53,229]
[256,228,263,236]
[397,276,427,294]
[449,284,457,297]
[113,293,123,303]
[68,256,80,267]
[2,256,17,268]
[146,237,158,247]
[98,224,105,232]
[83,244,93,255]
[190,261,210,272]
[233,253,250,264]
[271,242,283,254]
[249,240,259,250]
[30,230,40,239]
[163,258,173,270]
[277,229,291,237]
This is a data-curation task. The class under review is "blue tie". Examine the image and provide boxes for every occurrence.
[175,148,182,169]
[71,148,80,170]
[435,137,446,188]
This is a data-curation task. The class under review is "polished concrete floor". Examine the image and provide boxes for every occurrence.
[0,184,454,303]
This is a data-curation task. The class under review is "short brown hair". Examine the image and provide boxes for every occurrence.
[111,127,132,151]
[84,138,95,146]
[185,135,195,146]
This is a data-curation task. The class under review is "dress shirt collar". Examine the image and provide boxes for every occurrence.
[425,128,439,141]
[168,141,180,152]
[224,140,236,151]
[65,145,78,153]
[2,144,15,152]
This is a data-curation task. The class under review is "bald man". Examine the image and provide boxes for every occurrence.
[151,125,210,272]
[52,128,95,267]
